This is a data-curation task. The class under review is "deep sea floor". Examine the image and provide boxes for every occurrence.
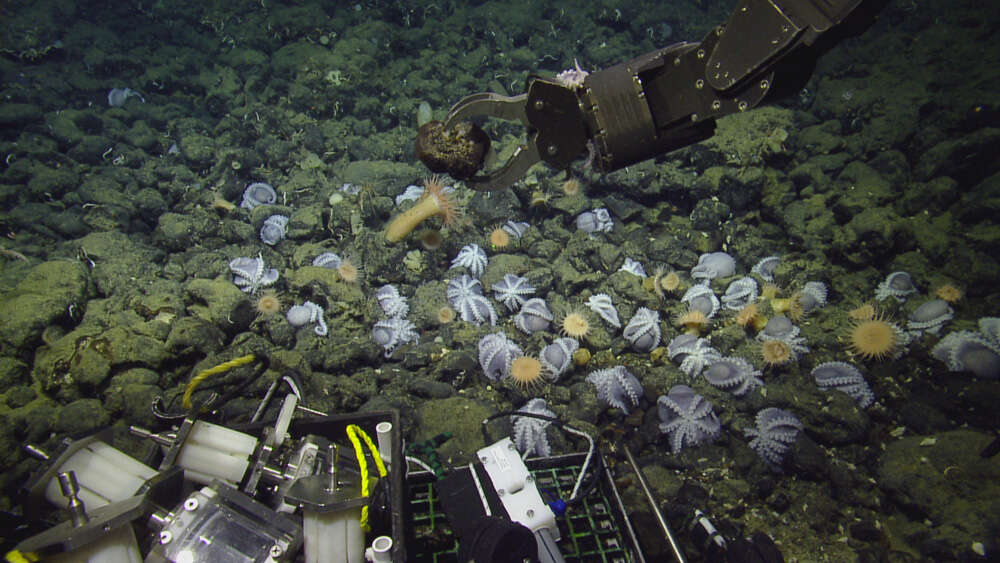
[1,0,998,561]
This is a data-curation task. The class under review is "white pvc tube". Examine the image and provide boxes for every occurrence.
[175,421,257,485]
[44,442,156,509]
[375,422,393,468]
[367,536,393,563]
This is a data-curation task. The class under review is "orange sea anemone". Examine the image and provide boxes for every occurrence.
[509,356,545,389]
[846,312,898,361]
[384,176,463,242]
[675,309,710,335]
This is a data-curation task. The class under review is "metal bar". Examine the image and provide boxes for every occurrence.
[621,445,686,563]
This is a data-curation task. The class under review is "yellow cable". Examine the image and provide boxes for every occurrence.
[346,424,388,531]
[182,354,256,409]
[5,550,39,563]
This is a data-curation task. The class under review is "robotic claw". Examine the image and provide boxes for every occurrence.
[416,0,888,191]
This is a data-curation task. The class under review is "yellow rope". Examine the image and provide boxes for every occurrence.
[346,424,388,532]
[5,550,39,563]
[181,354,256,409]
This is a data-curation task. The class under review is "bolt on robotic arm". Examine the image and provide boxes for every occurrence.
[416,0,888,191]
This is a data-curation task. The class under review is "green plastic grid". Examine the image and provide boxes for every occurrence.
[408,460,635,562]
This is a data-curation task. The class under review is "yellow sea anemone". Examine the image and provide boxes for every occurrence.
[761,339,792,367]
[254,290,282,316]
[337,257,361,283]
[848,302,877,322]
[934,283,963,304]
[561,177,581,196]
[437,305,456,324]
[560,310,591,339]
[846,313,898,361]
[488,226,511,250]
[675,309,710,335]
[735,303,767,332]
[384,176,463,242]
[509,356,545,389]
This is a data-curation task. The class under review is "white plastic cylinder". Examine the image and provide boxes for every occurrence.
[303,508,364,563]
[175,420,257,485]
[366,536,393,563]
[44,441,157,510]
[375,422,393,468]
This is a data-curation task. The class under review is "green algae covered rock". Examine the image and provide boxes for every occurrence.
[184,278,253,334]
[416,396,495,465]
[0,261,90,351]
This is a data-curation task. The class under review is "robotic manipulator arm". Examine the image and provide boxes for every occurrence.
[415,0,888,191]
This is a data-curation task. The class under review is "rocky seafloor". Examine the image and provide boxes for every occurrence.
[1,0,998,561]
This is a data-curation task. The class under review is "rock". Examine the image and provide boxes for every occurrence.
[833,161,896,215]
[102,326,168,371]
[787,433,830,480]
[26,166,80,198]
[178,134,216,166]
[286,266,364,304]
[915,127,1000,186]
[184,278,253,334]
[899,402,952,434]
[166,317,226,356]
[803,391,870,445]
[12,405,55,443]
[467,188,519,224]
[4,385,35,409]
[849,520,885,543]
[0,261,90,351]
[878,430,1000,554]
[288,204,324,239]
[408,380,454,399]
[54,398,109,434]
[690,198,732,230]
[67,135,113,164]
[103,368,161,427]
[154,211,219,252]
[416,397,494,464]
[74,231,163,297]
[0,357,29,390]
[0,103,43,127]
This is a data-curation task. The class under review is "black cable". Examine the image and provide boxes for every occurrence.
[480,409,564,446]
[208,357,270,421]
[151,356,270,422]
